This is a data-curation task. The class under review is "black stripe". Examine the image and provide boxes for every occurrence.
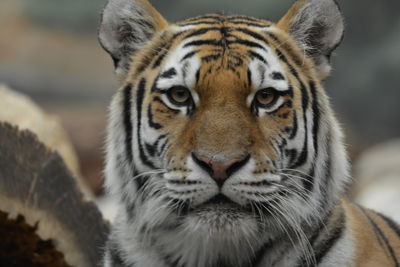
[248,51,267,64]
[158,137,170,157]
[362,209,400,267]
[184,38,267,50]
[288,64,299,79]
[289,111,298,140]
[275,49,298,75]
[269,138,281,156]
[377,212,400,237]
[136,47,162,74]
[137,174,151,196]
[181,50,197,62]
[123,84,133,162]
[152,49,169,69]
[268,32,301,67]
[109,248,126,267]
[160,68,177,79]
[300,81,309,111]
[229,15,263,22]
[137,32,185,73]
[247,68,252,87]
[150,35,173,69]
[266,32,280,43]
[145,142,156,157]
[170,30,186,42]
[184,39,222,48]
[314,212,345,265]
[275,49,303,100]
[234,27,270,44]
[179,17,270,28]
[107,239,127,267]
[183,15,265,24]
[276,48,312,187]
[136,79,157,170]
[286,84,294,98]
[153,96,181,114]
[153,134,168,156]
[228,38,266,50]
[290,81,309,169]
[179,21,220,26]
[310,81,320,158]
[309,207,335,246]
[285,149,298,166]
[183,27,220,39]
[295,208,344,267]
[229,21,270,28]
[303,81,320,192]
[147,104,163,129]
[195,69,201,84]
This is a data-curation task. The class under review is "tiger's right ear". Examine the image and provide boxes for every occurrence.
[99,0,168,77]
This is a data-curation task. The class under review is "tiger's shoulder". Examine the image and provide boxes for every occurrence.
[342,199,400,267]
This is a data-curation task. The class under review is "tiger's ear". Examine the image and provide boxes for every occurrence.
[278,0,344,79]
[99,0,168,77]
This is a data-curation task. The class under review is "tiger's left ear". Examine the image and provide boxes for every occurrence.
[99,0,168,78]
[278,0,344,79]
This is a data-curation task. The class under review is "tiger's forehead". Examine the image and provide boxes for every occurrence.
[177,14,273,29]
[155,14,291,96]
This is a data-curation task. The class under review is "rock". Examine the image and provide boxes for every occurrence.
[0,123,109,267]
[353,140,400,222]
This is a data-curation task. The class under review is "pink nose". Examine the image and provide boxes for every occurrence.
[198,156,242,179]
[192,154,250,187]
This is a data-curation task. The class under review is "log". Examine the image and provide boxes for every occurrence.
[0,123,109,267]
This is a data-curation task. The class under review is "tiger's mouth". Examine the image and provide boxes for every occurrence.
[204,194,234,206]
[192,194,251,214]
[185,194,256,231]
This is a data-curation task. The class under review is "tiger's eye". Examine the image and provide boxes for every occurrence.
[168,86,191,105]
[255,88,277,107]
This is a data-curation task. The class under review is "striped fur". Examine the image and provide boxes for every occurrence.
[99,0,400,266]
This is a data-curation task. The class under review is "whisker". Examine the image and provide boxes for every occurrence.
[279,168,314,179]
[268,197,316,266]
[131,169,166,181]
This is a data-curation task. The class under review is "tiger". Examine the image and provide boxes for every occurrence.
[98,0,400,266]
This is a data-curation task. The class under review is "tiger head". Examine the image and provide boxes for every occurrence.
[100,0,349,262]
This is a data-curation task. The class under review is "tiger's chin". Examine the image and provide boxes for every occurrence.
[183,194,257,235]
[163,197,264,267]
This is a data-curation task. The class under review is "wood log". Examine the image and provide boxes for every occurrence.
[0,123,109,267]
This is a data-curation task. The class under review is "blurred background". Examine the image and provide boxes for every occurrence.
[0,0,399,219]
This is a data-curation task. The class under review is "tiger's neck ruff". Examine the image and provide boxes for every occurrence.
[98,1,370,266]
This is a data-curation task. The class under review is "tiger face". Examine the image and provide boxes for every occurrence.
[149,19,308,211]
[100,0,349,265]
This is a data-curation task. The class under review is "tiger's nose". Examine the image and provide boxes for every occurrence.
[192,153,250,187]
